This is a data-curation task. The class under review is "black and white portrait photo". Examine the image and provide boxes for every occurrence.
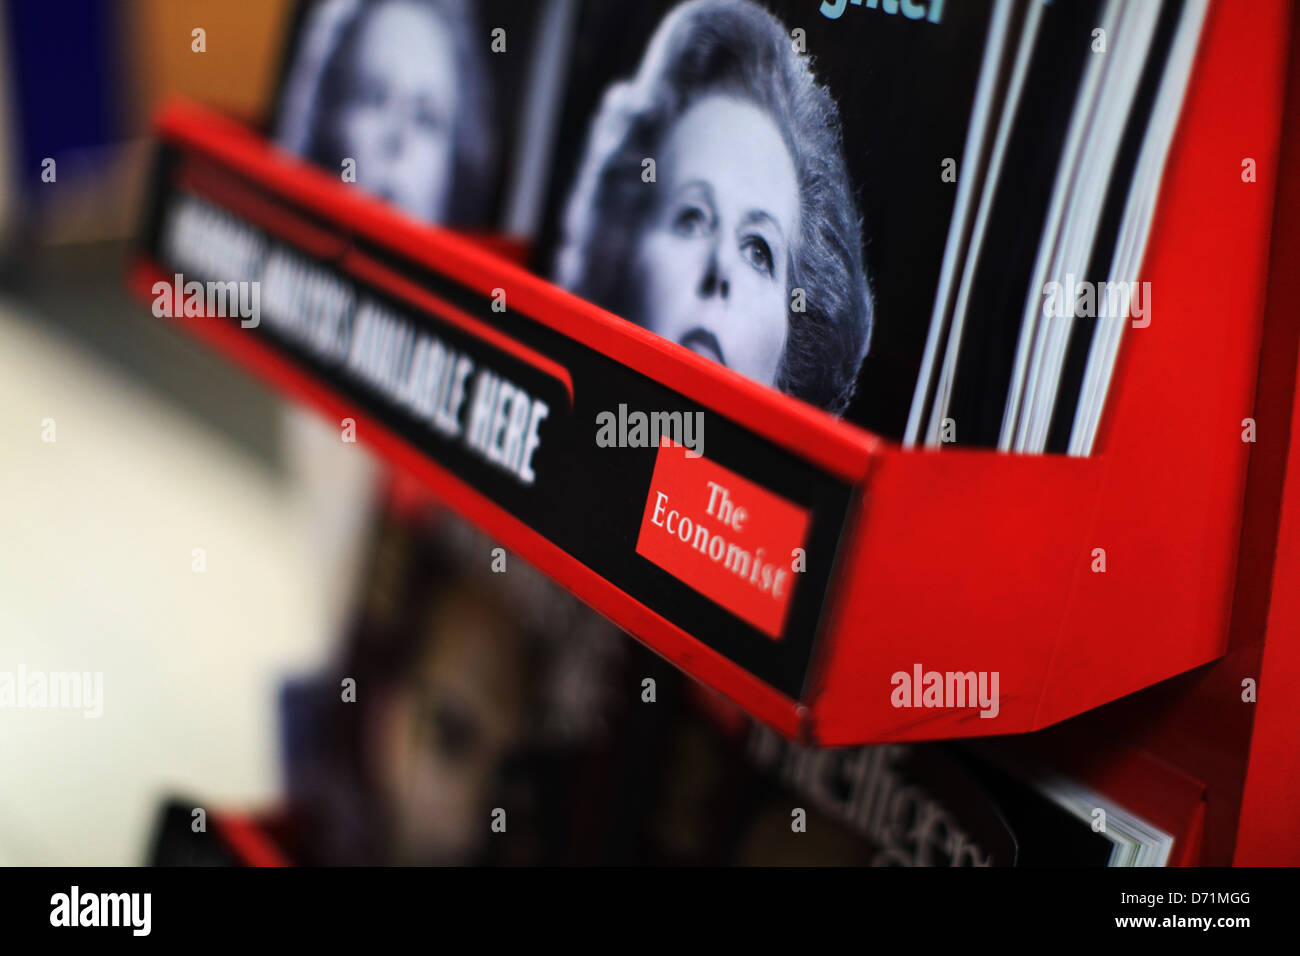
[555,0,873,416]
[274,0,564,231]
[536,0,1000,433]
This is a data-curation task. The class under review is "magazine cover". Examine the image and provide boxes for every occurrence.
[272,0,571,234]
[534,0,995,432]
[535,0,1207,449]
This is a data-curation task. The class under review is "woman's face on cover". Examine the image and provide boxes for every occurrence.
[373,586,525,865]
[630,94,799,388]
[332,1,457,223]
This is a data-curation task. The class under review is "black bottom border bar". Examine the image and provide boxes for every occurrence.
[0,864,1284,942]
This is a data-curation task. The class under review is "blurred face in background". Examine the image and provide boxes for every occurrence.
[629,94,799,389]
[370,584,526,865]
[328,1,459,222]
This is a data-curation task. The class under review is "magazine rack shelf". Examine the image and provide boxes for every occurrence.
[129,0,1295,848]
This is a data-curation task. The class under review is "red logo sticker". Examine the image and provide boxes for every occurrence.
[636,439,811,640]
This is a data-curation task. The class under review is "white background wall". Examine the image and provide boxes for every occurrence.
[0,301,373,864]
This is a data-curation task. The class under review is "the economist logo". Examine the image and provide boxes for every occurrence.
[636,439,811,640]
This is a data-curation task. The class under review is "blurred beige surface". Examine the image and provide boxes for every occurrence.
[0,299,366,864]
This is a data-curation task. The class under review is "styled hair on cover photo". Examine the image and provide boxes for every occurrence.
[556,0,873,415]
[275,0,496,227]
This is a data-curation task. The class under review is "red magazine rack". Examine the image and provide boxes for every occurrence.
[128,0,1295,827]
[984,2,1300,864]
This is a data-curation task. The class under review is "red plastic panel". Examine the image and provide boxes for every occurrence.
[1036,0,1290,728]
